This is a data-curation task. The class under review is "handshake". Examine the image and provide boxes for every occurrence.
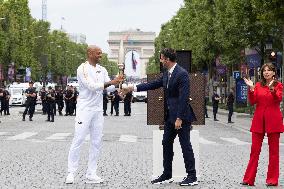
[119,83,135,95]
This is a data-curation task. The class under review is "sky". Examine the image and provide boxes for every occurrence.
[28,0,184,53]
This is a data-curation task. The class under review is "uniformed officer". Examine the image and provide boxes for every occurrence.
[55,86,64,116]
[103,89,108,116]
[123,91,132,116]
[64,86,74,116]
[39,87,47,115]
[0,88,10,115]
[65,45,123,184]
[22,81,37,121]
[46,86,55,122]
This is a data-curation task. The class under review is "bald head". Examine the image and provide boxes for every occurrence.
[87,45,102,64]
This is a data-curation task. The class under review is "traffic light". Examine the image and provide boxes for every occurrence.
[269,51,277,63]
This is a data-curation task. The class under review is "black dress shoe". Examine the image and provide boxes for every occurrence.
[228,121,234,124]
[214,119,219,121]
[240,182,254,186]
[29,118,33,121]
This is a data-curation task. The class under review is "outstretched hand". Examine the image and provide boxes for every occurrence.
[119,84,134,95]
[243,77,254,88]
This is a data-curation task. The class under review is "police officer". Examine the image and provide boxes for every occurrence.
[113,90,121,116]
[72,87,79,116]
[123,91,132,116]
[64,86,74,116]
[55,86,64,116]
[109,91,115,115]
[46,86,55,122]
[22,81,37,121]
[103,89,108,116]
[0,88,10,115]
[39,87,47,115]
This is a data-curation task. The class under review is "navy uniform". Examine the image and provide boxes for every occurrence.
[22,81,37,121]
[103,89,108,116]
[46,86,56,122]
[0,88,10,115]
[55,87,64,116]
[39,87,47,115]
[64,86,74,116]
[123,91,132,116]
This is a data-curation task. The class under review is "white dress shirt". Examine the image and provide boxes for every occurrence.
[76,61,115,111]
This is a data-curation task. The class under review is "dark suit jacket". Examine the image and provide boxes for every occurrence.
[137,64,196,124]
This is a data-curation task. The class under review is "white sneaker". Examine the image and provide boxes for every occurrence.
[85,175,104,184]
[65,173,74,184]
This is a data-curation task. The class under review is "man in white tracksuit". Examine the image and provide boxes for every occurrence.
[65,45,123,184]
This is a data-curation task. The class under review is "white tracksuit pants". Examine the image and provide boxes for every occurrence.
[67,109,104,178]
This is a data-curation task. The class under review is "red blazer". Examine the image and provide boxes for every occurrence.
[248,81,284,133]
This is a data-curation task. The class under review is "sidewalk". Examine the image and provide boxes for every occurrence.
[207,106,284,143]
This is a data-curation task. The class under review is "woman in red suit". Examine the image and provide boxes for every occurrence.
[241,63,284,186]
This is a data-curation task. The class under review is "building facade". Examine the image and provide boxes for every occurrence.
[108,29,155,78]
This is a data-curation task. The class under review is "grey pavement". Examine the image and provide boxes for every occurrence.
[0,104,283,188]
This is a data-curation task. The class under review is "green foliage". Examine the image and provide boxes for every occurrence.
[151,0,284,73]
[0,0,89,83]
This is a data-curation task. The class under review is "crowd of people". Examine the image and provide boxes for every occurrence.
[21,81,79,122]
[103,89,133,116]
[0,45,282,187]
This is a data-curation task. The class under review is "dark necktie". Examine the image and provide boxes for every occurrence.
[167,72,171,88]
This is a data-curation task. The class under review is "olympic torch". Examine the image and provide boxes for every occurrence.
[118,39,125,89]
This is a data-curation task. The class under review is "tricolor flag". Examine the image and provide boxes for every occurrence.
[132,51,138,72]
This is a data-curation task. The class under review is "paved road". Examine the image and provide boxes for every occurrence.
[0,104,283,188]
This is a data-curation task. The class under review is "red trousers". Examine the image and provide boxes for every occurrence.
[243,132,280,185]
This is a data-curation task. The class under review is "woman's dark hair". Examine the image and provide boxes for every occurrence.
[160,48,176,62]
[260,63,277,87]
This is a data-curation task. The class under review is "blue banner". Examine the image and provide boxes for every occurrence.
[246,53,261,68]
[236,78,247,104]
[25,67,31,82]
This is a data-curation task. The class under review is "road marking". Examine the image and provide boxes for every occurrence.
[0,132,7,136]
[7,132,37,140]
[46,133,72,140]
[220,137,251,145]
[119,135,137,143]
[199,137,218,145]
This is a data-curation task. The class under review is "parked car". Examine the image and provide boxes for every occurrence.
[132,91,147,103]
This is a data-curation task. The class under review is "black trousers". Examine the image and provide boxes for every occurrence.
[228,105,233,122]
[124,100,131,115]
[213,105,218,120]
[23,102,35,118]
[162,119,196,179]
[47,102,55,121]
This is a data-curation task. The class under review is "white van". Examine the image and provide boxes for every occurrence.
[8,83,29,106]
[8,82,43,106]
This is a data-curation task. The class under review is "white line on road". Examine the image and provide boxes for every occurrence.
[119,135,137,143]
[46,133,72,140]
[220,137,251,145]
[199,137,218,145]
[7,132,37,140]
[0,132,7,136]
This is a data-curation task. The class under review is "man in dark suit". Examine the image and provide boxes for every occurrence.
[124,48,197,186]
